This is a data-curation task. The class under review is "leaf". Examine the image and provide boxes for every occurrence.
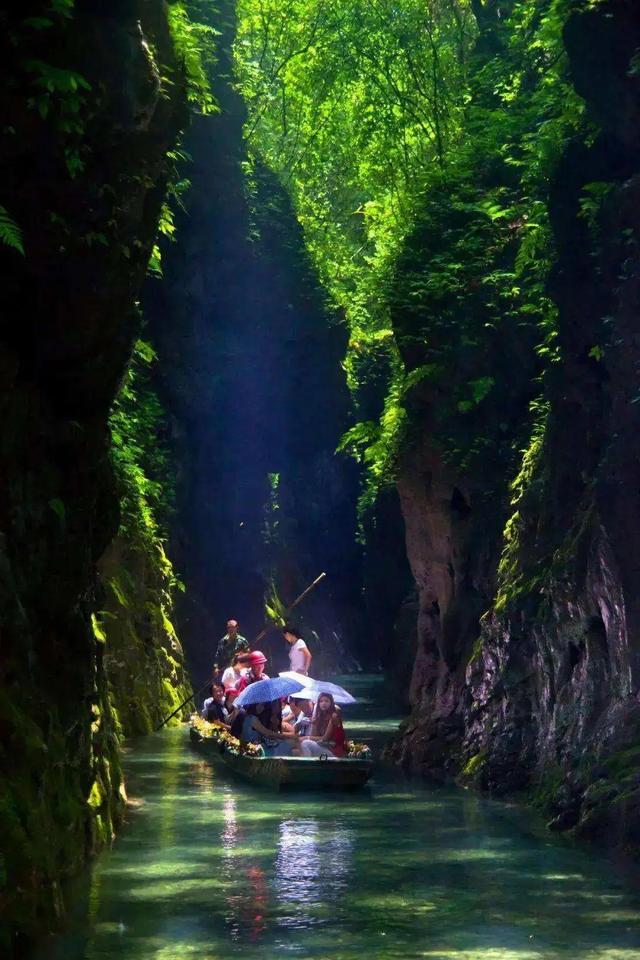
[91,613,107,644]
[0,205,25,255]
[23,17,53,29]
[135,340,157,364]
[49,497,66,526]
[107,576,130,609]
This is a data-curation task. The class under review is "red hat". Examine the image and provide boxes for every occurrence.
[248,649,267,665]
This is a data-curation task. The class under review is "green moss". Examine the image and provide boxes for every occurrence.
[468,633,485,666]
[602,746,640,782]
[528,764,565,813]
[103,341,192,740]
[460,750,487,783]
[87,779,104,811]
[494,421,549,613]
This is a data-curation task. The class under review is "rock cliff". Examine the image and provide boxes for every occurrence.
[391,0,640,852]
[0,3,189,952]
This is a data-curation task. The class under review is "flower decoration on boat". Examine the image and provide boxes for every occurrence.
[190,715,264,757]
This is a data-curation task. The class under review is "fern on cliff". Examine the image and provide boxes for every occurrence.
[167,1,219,116]
[0,205,24,254]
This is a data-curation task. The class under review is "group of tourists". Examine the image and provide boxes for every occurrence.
[201,618,347,758]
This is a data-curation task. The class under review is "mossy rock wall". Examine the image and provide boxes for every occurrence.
[100,535,192,739]
[0,3,187,955]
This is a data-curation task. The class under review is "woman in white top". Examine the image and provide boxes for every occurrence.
[283,624,312,675]
[220,654,247,692]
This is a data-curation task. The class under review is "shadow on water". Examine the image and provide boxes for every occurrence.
[33,676,640,960]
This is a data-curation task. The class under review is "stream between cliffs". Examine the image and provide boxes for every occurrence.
[35,678,640,960]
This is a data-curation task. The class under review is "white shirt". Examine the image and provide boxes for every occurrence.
[289,638,309,673]
[221,666,246,690]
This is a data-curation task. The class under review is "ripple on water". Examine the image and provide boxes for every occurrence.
[32,677,640,960]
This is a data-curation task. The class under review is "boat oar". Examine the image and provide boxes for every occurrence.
[156,571,327,730]
[156,681,205,731]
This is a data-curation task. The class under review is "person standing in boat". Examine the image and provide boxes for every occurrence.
[283,624,312,676]
[214,618,249,672]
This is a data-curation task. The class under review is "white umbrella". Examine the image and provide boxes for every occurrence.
[279,672,357,705]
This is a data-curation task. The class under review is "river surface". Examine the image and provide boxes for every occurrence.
[37,676,640,960]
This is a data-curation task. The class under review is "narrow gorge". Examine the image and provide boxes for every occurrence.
[1,0,640,957]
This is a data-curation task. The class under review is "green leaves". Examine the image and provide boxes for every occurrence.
[235,0,475,333]
[109,340,176,554]
[48,498,66,528]
[23,59,91,176]
[24,59,90,95]
[0,206,24,255]
[167,3,219,116]
[234,0,586,510]
[457,377,496,414]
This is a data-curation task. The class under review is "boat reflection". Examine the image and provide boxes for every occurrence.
[274,816,355,927]
[218,799,355,943]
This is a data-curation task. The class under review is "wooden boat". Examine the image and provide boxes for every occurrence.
[189,726,373,790]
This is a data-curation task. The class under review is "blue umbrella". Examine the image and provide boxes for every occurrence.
[234,676,304,708]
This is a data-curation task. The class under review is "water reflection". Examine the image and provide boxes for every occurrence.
[32,678,640,960]
[274,816,354,926]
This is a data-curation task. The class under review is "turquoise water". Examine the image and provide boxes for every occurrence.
[37,677,640,959]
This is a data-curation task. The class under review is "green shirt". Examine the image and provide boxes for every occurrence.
[215,633,249,665]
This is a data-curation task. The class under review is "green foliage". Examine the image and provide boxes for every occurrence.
[149,148,192,276]
[105,340,192,737]
[494,401,549,612]
[167,1,219,115]
[578,180,616,235]
[109,338,176,555]
[264,578,288,627]
[262,472,281,546]
[24,57,91,176]
[337,361,407,518]
[235,0,585,515]
[0,205,25,254]
[235,0,473,331]
[151,0,219,276]
[4,3,94,180]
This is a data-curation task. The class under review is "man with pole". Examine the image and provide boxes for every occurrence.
[214,618,249,673]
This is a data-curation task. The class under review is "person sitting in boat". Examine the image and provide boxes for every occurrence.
[283,624,312,676]
[240,700,299,756]
[221,654,248,704]
[214,618,250,672]
[201,683,230,726]
[289,697,312,737]
[281,697,295,732]
[300,693,346,757]
[227,651,271,735]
